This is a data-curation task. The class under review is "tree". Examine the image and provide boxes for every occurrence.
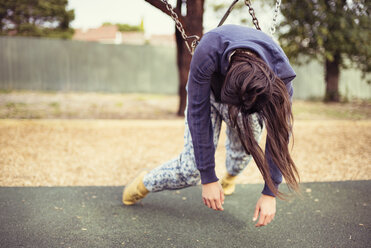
[277,0,370,102]
[145,0,205,116]
[0,0,75,39]
[103,22,144,32]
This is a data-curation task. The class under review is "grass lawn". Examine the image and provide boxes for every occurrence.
[0,90,370,120]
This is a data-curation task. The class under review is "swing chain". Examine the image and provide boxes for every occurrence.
[160,0,199,55]
[270,0,281,35]
[244,0,261,30]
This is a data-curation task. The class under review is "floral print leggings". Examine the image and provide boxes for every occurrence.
[143,93,263,192]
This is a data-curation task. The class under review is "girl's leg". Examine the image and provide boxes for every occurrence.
[209,98,263,194]
[224,113,263,176]
[142,95,223,192]
[209,96,263,176]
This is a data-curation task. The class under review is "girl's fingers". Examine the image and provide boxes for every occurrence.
[204,198,223,211]
[210,199,217,210]
[264,215,271,226]
[256,214,266,227]
[253,206,260,221]
[204,198,211,208]
[264,213,275,225]
[208,199,213,209]
[220,190,225,205]
[216,199,223,211]
[269,213,275,223]
[257,214,275,227]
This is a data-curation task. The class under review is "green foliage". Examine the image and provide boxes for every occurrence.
[0,0,75,39]
[210,0,267,26]
[102,22,144,32]
[278,0,370,77]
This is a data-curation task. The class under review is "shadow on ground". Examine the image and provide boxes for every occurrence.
[0,181,370,248]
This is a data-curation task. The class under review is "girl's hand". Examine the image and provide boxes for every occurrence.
[202,181,225,211]
[253,194,276,227]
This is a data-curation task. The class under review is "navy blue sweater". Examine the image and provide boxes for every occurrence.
[187,25,296,197]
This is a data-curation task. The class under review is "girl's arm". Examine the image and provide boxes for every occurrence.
[187,32,224,211]
[254,80,294,227]
[261,80,294,197]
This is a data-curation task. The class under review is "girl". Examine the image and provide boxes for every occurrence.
[123,24,300,227]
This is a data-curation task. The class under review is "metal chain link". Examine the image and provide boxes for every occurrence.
[270,0,281,35]
[159,0,279,54]
[244,0,261,30]
[160,0,199,55]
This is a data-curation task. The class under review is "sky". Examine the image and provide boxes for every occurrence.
[67,0,277,36]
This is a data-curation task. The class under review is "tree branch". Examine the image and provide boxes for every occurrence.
[144,0,184,25]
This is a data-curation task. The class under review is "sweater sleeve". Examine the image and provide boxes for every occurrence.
[261,80,294,197]
[187,32,221,184]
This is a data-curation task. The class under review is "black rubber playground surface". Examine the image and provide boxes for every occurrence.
[0,181,370,248]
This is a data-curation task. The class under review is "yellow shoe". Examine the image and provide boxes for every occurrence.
[122,170,149,205]
[221,172,238,195]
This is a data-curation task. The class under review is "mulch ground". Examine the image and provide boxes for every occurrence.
[1,119,370,187]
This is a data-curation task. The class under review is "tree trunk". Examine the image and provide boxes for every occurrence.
[175,30,190,116]
[144,0,204,116]
[324,53,341,102]
[175,0,190,116]
[175,0,204,116]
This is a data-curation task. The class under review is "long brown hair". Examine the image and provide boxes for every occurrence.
[221,49,300,199]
